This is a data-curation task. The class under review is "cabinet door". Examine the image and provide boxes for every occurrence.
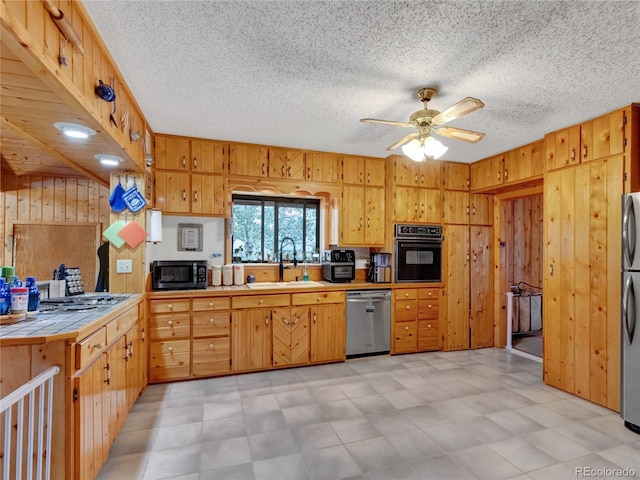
[341,185,365,244]
[191,174,225,215]
[124,323,144,410]
[470,226,493,349]
[154,171,190,213]
[443,191,470,224]
[471,155,502,190]
[418,188,441,223]
[156,136,190,170]
[343,156,366,185]
[393,156,414,186]
[443,162,470,190]
[416,160,441,188]
[231,309,272,371]
[306,152,341,183]
[269,148,305,179]
[75,352,109,480]
[443,225,470,351]
[365,186,385,245]
[365,158,386,186]
[272,307,310,367]
[470,194,493,226]
[229,143,268,177]
[287,151,305,179]
[553,125,581,169]
[310,303,345,362]
[191,139,227,174]
[393,186,419,222]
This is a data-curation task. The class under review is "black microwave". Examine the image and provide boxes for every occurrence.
[151,260,208,290]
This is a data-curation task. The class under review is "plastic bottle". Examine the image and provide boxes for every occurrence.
[302,264,309,281]
[0,279,10,315]
[26,277,40,312]
[233,264,244,285]
[222,265,233,286]
[211,266,222,286]
[10,286,28,314]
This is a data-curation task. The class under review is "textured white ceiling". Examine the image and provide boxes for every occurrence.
[83,0,640,163]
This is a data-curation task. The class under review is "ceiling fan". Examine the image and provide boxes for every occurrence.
[360,87,485,160]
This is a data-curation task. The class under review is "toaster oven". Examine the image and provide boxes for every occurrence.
[321,249,355,283]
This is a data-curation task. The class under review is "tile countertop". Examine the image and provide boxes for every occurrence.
[0,293,142,345]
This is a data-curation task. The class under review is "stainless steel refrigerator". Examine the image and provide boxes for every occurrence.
[622,193,640,434]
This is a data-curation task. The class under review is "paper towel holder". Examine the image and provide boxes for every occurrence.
[146,208,163,243]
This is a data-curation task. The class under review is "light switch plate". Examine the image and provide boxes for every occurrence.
[116,259,133,273]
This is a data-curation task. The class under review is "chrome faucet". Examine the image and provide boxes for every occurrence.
[278,237,298,282]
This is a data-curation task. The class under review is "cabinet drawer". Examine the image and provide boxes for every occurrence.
[192,311,230,337]
[418,321,439,351]
[395,289,417,300]
[292,291,345,305]
[149,299,190,314]
[232,294,289,309]
[76,327,107,369]
[149,340,190,375]
[192,338,230,376]
[418,289,439,300]
[150,313,191,340]
[395,300,417,322]
[106,306,138,344]
[393,321,417,353]
[418,298,439,320]
[193,297,230,311]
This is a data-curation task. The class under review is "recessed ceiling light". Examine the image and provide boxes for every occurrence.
[94,154,124,166]
[54,122,97,139]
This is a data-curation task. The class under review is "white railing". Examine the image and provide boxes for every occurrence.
[0,365,60,480]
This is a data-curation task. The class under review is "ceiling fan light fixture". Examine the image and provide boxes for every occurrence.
[54,122,97,139]
[402,136,448,162]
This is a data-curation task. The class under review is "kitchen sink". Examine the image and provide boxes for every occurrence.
[245,281,324,289]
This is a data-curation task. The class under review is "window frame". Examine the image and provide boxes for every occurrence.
[231,194,321,263]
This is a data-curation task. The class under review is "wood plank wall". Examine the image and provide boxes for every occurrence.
[1,174,110,267]
[507,195,543,289]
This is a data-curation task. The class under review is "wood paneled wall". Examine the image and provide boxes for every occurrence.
[1,174,110,267]
[506,195,543,289]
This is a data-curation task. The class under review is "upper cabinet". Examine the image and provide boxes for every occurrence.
[156,136,227,173]
[471,140,544,191]
[305,152,341,184]
[545,109,626,171]
[268,148,305,180]
[343,156,385,186]
[442,162,470,191]
[229,143,268,177]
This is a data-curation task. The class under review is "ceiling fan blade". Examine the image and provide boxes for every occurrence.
[360,118,414,128]
[435,126,485,143]
[386,132,419,150]
[430,97,484,125]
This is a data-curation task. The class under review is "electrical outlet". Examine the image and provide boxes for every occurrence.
[116,259,133,273]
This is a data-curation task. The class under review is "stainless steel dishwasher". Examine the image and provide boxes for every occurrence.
[346,290,391,358]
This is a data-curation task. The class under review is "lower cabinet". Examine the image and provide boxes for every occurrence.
[231,307,273,371]
[272,307,310,367]
[75,303,145,480]
[392,288,441,354]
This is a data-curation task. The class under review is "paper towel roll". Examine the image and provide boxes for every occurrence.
[146,209,163,242]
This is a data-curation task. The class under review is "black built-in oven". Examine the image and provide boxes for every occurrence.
[394,224,443,283]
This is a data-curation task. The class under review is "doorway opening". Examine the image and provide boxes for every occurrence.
[496,191,543,359]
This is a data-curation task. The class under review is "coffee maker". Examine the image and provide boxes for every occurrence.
[368,252,392,283]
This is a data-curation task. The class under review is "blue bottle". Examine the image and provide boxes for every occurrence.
[0,279,10,315]
[26,277,40,312]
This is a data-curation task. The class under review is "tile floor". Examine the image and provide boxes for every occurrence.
[97,349,640,480]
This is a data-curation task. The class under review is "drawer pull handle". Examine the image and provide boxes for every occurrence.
[405,326,409,331]
[167,304,172,309]
[209,302,214,307]
[405,292,409,297]
[259,299,264,304]
[209,344,214,349]
[428,324,432,328]
[406,305,410,310]
[93,343,104,350]
[428,304,432,308]
[209,318,214,323]
[168,320,173,325]
[168,346,173,351]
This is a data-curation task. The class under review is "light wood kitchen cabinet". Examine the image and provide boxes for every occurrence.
[470,154,503,190]
[149,299,191,381]
[544,156,623,410]
[149,340,190,381]
[293,291,346,363]
[503,140,544,182]
[442,162,470,190]
[470,226,494,349]
[442,225,470,351]
[272,307,310,367]
[155,135,191,171]
[268,147,305,179]
[155,171,225,215]
[443,192,492,225]
[545,109,626,171]
[392,288,440,354]
[343,156,386,186]
[192,297,230,376]
[228,142,268,177]
[392,155,441,187]
[190,139,227,174]
[392,186,440,223]
[305,151,341,183]
[231,308,272,371]
[341,184,385,246]
[75,304,145,480]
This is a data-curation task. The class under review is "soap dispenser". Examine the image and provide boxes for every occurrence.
[302,264,309,281]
